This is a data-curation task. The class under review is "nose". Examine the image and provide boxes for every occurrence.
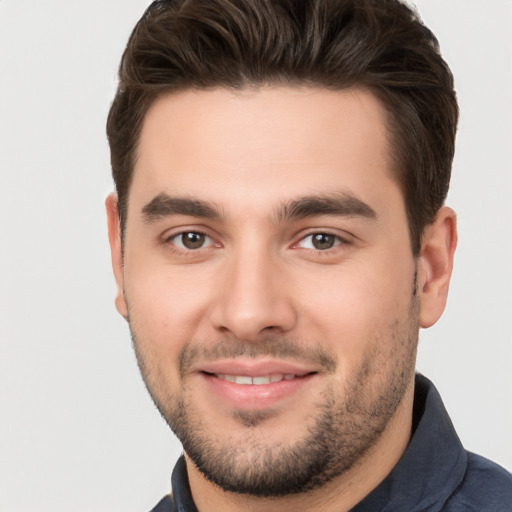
[209,249,297,341]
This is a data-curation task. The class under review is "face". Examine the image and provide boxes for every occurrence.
[111,87,422,496]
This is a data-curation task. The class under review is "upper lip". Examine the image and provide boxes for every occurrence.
[195,358,319,377]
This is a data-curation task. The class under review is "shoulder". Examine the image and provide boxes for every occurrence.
[443,452,512,512]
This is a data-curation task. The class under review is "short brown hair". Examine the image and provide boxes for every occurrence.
[107,0,458,255]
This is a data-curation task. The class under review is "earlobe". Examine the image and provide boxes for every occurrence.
[417,206,458,328]
[105,193,129,320]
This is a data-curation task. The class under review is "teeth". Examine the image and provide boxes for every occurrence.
[253,376,271,385]
[216,373,299,385]
[235,376,253,385]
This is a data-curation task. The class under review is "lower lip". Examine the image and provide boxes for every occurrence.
[200,373,316,410]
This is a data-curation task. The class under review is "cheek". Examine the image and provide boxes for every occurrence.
[124,272,207,398]
[124,262,216,347]
[297,255,415,359]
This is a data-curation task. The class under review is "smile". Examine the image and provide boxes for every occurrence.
[213,373,307,385]
[197,367,319,410]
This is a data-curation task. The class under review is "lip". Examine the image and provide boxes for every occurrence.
[197,358,320,377]
[195,358,319,410]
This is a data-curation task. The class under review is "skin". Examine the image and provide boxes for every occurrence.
[107,87,457,512]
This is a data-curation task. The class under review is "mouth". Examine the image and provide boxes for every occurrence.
[203,371,314,385]
[196,363,319,411]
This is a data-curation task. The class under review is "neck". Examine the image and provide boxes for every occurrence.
[185,380,415,512]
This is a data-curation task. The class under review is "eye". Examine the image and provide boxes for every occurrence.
[168,231,215,250]
[297,233,342,251]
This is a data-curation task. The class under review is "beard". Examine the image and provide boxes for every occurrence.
[129,291,419,497]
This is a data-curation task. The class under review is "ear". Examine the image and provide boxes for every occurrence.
[106,193,128,320]
[417,206,458,328]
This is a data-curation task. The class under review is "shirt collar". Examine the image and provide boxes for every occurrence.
[171,455,198,512]
[351,374,468,511]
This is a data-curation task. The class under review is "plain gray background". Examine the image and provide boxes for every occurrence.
[0,1,510,511]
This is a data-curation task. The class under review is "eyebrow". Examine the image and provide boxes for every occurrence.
[141,191,377,224]
[141,193,223,222]
[274,193,377,223]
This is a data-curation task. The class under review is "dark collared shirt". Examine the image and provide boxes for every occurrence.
[150,374,512,511]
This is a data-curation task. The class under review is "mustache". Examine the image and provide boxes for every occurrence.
[178,337,337,377]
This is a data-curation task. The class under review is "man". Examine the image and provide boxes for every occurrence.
[105,0,512,510]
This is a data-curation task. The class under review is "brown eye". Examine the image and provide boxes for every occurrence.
[297,233,342,251]
[170,231,212,250]
[311,233,337,250]
[181,232,205,249]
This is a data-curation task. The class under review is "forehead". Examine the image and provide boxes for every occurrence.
[131,86,400,217]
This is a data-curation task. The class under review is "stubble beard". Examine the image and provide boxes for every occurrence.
[129,294,419,497]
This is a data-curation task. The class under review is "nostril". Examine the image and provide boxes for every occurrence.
[210,294,298,340]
